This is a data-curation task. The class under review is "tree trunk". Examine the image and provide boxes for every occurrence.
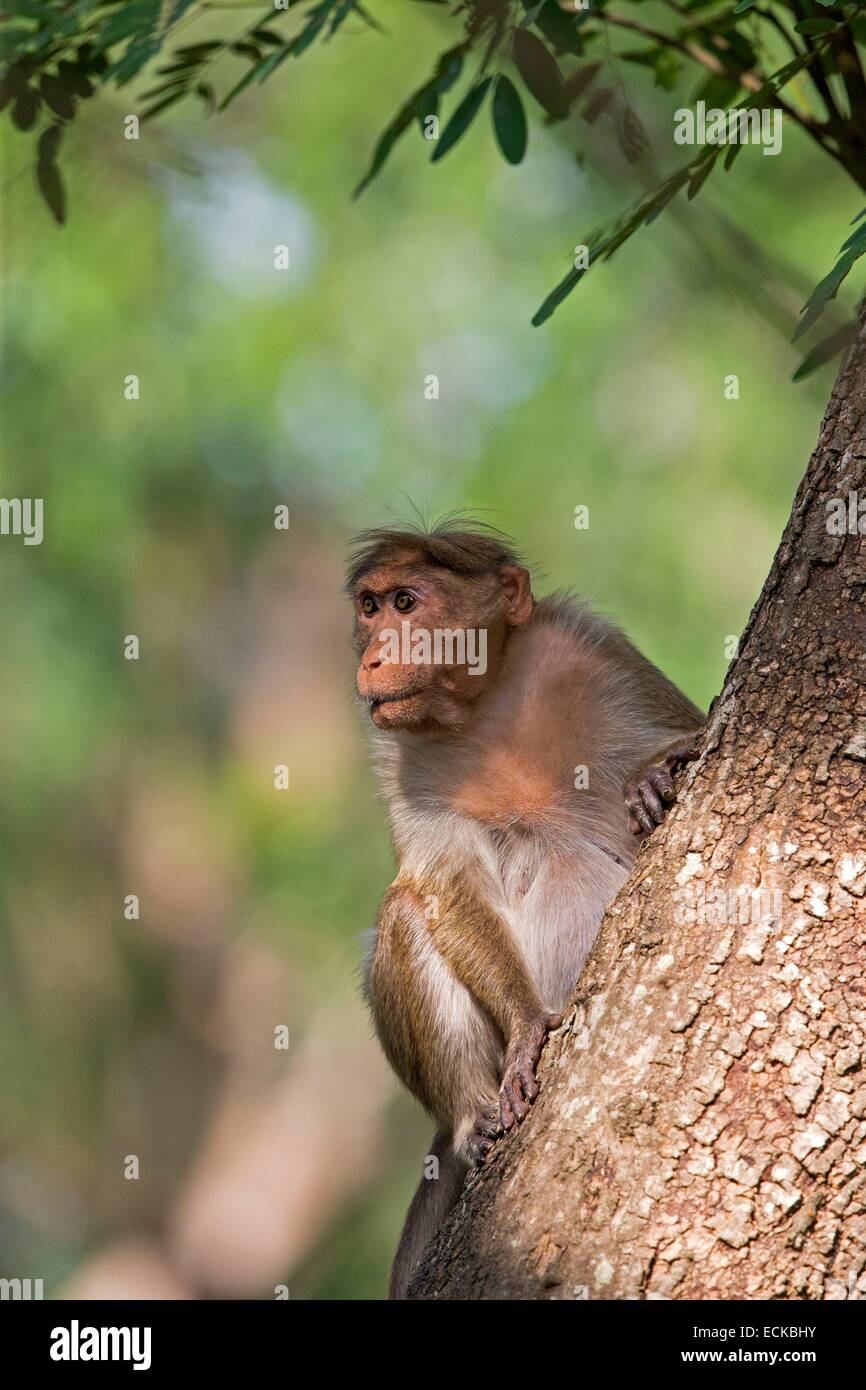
[409,301,866,1301]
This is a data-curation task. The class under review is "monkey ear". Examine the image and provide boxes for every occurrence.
[499,564,534,626]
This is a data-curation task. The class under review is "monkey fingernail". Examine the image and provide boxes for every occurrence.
[640,785,664,822]
[510,1088,529,1121]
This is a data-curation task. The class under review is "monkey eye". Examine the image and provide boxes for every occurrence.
[360,595,378,616]
[394,590,415,613]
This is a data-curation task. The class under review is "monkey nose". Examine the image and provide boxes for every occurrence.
[362,652,382,672]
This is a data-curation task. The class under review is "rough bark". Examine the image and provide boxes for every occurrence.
[409,301,866,1301]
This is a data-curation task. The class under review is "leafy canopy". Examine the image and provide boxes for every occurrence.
[2,0,865,366]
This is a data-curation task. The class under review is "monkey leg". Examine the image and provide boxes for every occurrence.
[624,732,702,836]
[364,882,504,1160]
[420,877,563,1141]
[498,1010,563,1131]
[388,1130,468,1300]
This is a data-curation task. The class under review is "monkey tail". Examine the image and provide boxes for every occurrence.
[389,1130,468,1300]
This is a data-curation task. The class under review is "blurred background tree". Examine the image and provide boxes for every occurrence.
[0,0,862,1298]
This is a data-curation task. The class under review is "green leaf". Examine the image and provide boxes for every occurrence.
[77,44,109,77]
[353,45,464,197]
[284,0,351,58]
[520,1,547,26]
[0,29,32,60]
[583,85,614,123]
[792,320,857,381]
[513,28,568,120]
[106,36,159,85]
[794,18,837,34]
[715,26,756,70]
[0,58,35,112]
[838,221,866,256]
[621,48,682,93]
[40,73,76,120]
[219,47,288,111]
[692,72,741,108]
[531,3,584,56]
[794,228,866,341]
[37,122,63,166]
[36,159,66,224]
[251,29,286,48]
[562,62,601,107]
[492,75,527,165]
[56,61,94,100]
[176,43,225,58]
[95,1,161,47]
[432,77,493,163]
[533,151,709,324]
[104,0,198,85]
[617,106,650,164]
[2,2,53,16]
[532,264,587,327]
[687,154,716,199]
[196,82,216,112]
[11,85,39,130]
[327,0,356,39]
[531,41,828,328]
[140,79,192,100]
[723,139,745,171]
[732,0,760,11]
[141,87,189,121]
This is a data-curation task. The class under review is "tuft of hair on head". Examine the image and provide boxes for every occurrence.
[345,512,526,594]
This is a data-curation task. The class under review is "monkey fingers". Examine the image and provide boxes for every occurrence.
[499,1012,562,1132]
[625,732,703,836]
[624,765,672,835]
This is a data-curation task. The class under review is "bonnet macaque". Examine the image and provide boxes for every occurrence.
[348,523,704,1298]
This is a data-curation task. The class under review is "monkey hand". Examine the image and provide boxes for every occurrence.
[624,736,700,836]
[499,1012,563,1133]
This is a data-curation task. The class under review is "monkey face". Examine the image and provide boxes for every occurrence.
[351,558,527,734]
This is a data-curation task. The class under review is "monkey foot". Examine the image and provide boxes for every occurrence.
[499,1012,562,1132]
[465,1105,502,1165]
[624,739,699,837]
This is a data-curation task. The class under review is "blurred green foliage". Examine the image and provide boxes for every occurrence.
[0,1,858,1298]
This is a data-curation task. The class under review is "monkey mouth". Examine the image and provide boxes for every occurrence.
[367,687,426,712]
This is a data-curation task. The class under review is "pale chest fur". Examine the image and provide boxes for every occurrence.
[371,607,693,1007]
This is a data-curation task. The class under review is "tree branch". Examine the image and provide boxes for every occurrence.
[589,11,847,171]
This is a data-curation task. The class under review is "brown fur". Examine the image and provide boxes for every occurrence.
[350,523,704,1296]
